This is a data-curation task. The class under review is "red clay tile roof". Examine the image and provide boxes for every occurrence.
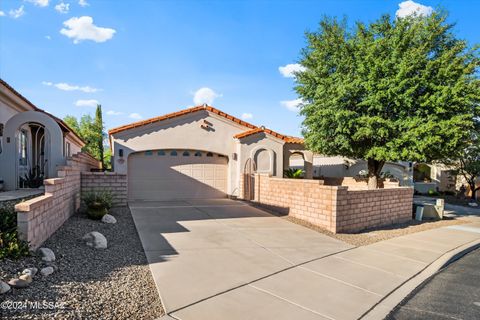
[0,78,86,146]
[234,128,304,144]
[108,104,304,144]
[108,105,258,135]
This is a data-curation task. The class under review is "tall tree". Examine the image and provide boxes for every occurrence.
[95,104,105,170]
[295,12,480,189]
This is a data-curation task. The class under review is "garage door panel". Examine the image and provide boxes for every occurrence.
[128,150,228,201]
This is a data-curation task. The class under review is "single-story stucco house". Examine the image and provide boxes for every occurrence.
[109,105,311,201]
[0,79,85,191]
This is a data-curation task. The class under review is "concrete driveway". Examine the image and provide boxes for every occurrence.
[130,199,354,318]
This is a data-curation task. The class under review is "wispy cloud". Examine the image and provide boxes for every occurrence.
[280,98,304,112]
[45,35,51,40]
[193,87,222,106]
[42,81,100,93]
[75,99,99,107]
[9,6,25,19]
[78,0,89,7]
[60,16,116,44]
[55,2,70,14]
[241,113,253,120]
[0,11,5,17]
[396,1,433,18]
[106,110,124,116]
[278,63,305,78]
[129,113,142,119]
[26,0,49,7]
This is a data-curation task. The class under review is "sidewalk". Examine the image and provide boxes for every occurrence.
[162,220,480,320]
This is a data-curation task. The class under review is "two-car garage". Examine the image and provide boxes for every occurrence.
[128,149,228,201]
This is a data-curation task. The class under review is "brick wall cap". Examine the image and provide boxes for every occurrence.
[15,194,53,212]
[44,178,65,185]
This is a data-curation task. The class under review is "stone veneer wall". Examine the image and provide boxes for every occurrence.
[81,172,127,207]
[243,174,413,233]
[15,152,101,249]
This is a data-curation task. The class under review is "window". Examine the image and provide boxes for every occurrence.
[145,150,153,156]
[206,152,213,157]
[183,151,190,156]
[170,150,177,156]
[194,151,202,157]
[157,150,166,156]
[19,130,27,166]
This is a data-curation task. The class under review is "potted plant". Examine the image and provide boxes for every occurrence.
[82,191,113,220]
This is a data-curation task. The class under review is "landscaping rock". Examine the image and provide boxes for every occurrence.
[38,247,56,262]
[82,231,108,249]
[0,281,11,294]
[101,214,117,224]
[40,267,54,277]
[468,202,478,207]
[8,274,32,288]
[22,267,38,277]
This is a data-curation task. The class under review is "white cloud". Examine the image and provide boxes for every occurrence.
[60,16,116,44]
[45,35,51,40]
[55,2,70,14]
[0,11,5,17]
[280,98,304,112]
[279,63,306,78]
[9,6,25,18]
[106,110,124,116]
[26,0,49,7]
[129,113,142,119]
[75,99,99,107]
[241,113,253,120]
[78,0,89,7]
[42,81,100,93]
[193,87,222,106]
[396,1,433,18]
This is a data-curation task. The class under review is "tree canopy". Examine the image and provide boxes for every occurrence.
[295,11,480,188]
[64,105,108,169]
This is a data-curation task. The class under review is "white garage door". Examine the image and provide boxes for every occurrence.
[128,150,228,201]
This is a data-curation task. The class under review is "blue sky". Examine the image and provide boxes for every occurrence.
[1,0,478,137]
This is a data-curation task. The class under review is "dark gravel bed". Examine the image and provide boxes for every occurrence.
[0,207,164,319]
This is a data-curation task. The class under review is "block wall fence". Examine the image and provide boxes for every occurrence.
[241,174,413,233]
[15,152,103,249]
[81,172,127,207]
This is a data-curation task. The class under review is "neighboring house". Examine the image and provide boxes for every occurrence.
[109,105,309,201]
[289,155,413,186]
[0,79,85,191]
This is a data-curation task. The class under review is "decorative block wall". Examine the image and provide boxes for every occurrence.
[243,174,413,233]
[81,172,127,207]
[15,152,101,249]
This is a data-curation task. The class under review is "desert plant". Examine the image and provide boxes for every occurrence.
[428,189,440,196]
[284,168,304,179]
[82,191,113,219]
[20,166,44,188]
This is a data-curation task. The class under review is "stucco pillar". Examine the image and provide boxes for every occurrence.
[304,151,314,179]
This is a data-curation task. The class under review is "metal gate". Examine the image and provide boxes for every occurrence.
[243,157,256,200]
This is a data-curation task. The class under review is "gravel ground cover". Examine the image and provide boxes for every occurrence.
[284,216,470,247]
[0,207,163,320]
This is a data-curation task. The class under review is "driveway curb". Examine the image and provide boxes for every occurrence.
[360,238,480,320]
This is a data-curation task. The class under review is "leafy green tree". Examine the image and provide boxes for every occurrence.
[63,105,108,169]
[295,12,480,188]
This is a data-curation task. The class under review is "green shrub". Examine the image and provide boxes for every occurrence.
[82,191,113,219]
[428,189,440,196]
[0,205,30,260]
[284,168,304,179]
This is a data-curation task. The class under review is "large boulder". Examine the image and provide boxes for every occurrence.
[38,247,55,262]
[101,214,117,224]
[22,267,38,277]
[82,231,108,249]
[0,281,11,294]
[8,274,32,288]
[40,267,54,277]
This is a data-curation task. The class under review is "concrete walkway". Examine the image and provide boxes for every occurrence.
[129,199,480,320]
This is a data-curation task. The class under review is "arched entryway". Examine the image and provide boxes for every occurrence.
[0,111,64,190]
